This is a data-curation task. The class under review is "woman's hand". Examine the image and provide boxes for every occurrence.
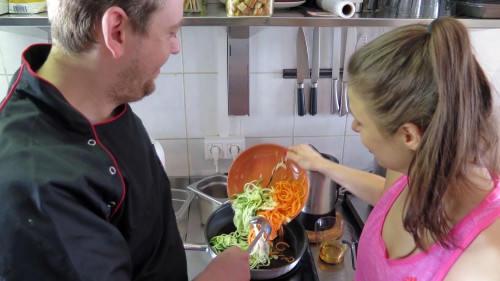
[288,143,386,206]
[286,144,325,171]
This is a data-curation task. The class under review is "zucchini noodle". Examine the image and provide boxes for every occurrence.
[209,175,304,269]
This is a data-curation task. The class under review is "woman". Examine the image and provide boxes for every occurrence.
[287,17,499,280]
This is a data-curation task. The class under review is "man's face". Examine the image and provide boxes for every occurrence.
[111,0,183,104]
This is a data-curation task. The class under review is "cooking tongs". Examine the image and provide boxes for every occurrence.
[246,216,272,254]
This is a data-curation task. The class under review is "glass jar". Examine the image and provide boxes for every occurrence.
[226,0,273,17]
[184,0,206,14]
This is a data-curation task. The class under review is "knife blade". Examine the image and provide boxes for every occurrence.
[356,33,368,51]
[340,27,357,117]
[296,27,308,117]
[330,27,341,115]
[310,27,320,116]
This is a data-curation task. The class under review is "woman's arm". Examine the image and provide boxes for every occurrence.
[287,144,397,206]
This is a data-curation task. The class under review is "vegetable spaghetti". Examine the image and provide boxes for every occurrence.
[209,163,307,269]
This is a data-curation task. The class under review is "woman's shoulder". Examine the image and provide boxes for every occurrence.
[445,217,500,280]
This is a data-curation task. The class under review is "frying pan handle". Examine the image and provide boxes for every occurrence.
[183,243,209,252]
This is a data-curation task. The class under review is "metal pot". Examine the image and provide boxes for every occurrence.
[297,153,340,231]
[185,203,308,280]
[187,174,229,224]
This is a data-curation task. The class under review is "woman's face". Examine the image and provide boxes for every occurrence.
[349,88,414,174]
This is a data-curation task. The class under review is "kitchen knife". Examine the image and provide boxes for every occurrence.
[310,27,320,116]
[356,33,368,51]
[296,27,308,117]
[330,27,341,115]
[340,27,357,117]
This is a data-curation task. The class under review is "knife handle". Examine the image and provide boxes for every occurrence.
[297,84,306,116]
[309,83,318,116]
[340,81,349,117]
[331,78,340,114]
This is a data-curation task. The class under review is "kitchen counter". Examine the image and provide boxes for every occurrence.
[177,188,361,281]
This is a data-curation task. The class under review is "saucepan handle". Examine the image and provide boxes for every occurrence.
[183,243,209,252]
[350,241,358,270]
[342,240,357,270]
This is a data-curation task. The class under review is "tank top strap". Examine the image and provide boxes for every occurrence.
[433,180,500,280]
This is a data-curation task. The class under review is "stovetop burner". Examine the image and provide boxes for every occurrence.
[251,244,319,281]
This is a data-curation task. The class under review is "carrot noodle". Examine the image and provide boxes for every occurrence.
[274,241,289,251]
[256,178,306,241]
[210,171,306,268]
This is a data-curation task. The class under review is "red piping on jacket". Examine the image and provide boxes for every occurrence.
[5,43,127,219]
[0,63,24,111]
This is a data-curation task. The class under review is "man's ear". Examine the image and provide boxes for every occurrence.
[101,7,128,59]
[398,123,423,151]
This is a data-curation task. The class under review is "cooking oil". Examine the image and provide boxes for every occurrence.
[319,240,349,264]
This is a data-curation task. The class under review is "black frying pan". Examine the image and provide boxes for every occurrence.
[203,203,308,280]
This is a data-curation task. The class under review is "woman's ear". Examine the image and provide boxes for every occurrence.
[100,7,128,59]
[398,123,423,151]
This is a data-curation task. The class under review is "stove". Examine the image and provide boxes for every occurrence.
[251,244,319,281]
[344,193,372,230]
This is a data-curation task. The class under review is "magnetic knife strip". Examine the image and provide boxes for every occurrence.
[282,68,343,79]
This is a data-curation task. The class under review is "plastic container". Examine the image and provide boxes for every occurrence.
[171,189,194,221]
[0,0,7,15]
[8,0,47,13]
[183,0,207,14]
[226,0,273,17]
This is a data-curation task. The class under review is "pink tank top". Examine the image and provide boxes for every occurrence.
[355,175,500,281]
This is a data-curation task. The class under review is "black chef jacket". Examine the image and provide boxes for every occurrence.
[0,44,188,281]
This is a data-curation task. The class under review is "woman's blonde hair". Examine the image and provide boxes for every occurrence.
[349,17,499,249]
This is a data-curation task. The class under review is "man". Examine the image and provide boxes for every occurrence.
[0,0,250,280]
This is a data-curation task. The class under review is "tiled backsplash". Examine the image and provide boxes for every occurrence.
[1,25,499,177]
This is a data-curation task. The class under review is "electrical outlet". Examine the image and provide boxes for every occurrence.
[223,137,245,159]
[204,138,223,160]
[204,136,245,159]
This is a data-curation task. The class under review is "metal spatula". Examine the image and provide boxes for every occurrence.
[246,216,272,255]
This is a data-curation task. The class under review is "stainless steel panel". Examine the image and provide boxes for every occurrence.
[227,26,250,116]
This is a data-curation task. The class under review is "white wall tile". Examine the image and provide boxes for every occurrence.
[160,30,184,74]
[293,136,344,163]
[181,26,221,73]
[294,79,347,137]
[249,26,298,73]
[240,73,294,137]
[486,70,500,120]
[342,135,374,171]
[486,70,500,97]
[0,75,8,100]
[469,28,500,72]
[130,74,186,139]
[245,137,293,148]
[184,73,220,138]
[160,139,190,177]
[0,27,49,74]
[345,113,357,136]
[0,45,6,75]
